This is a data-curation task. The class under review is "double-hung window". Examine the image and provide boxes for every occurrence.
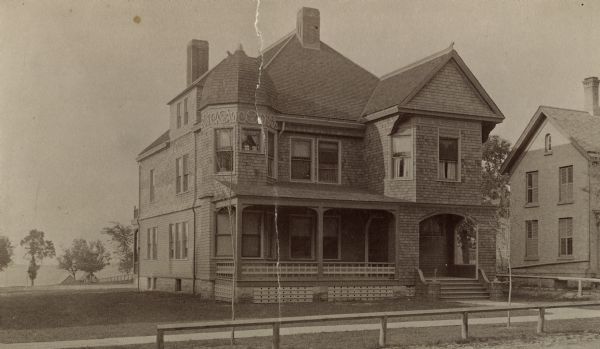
[242,211,261,257]
[215,129,233,173]
[176,102,182,129]
[147,227,157,260]
[318,140,340,183]
[241,128,261,153]
[267,131,276,178]
[323,216,341,260]
[175,155,189,194]
[391,129,412,179]
[525,220,538,259]
[169,222,189,259]
[438,137,459,180]
[291,139,313,181]
[289,215,314,259]
[183,98,188,126]
[526,171,538,204]
[559,217,573,257]
[215,210,234,257]
[149,169,155,202]
[559,166,573,203]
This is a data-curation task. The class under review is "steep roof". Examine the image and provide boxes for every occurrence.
[138,130,169,156]
[501,106,600,174]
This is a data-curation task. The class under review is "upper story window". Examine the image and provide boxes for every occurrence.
[391,129,413,179]
[559,165,573,203]
[525,220,538,259]
[291,138,313,181]
[317,140,340,184]
[146,227,157,260]
[267,131,277,178]
[526,171,538,204]
[241,128,261,153]
[544,133,552,153]
[176,102,182,129]
[149,169,155,203]
[175,154,189,194]
[438,137,459,181]
[215,128,233,173]
[183,98,189,126]
[169,222,188,260]
[559,217,573,257]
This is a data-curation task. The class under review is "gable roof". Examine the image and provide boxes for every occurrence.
[362,45,504,122]
[138,130,169,157]
[501,106,600,174]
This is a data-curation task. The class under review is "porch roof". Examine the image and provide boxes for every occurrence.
[215,181,407,205]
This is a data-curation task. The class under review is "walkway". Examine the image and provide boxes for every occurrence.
[4,301,600,349]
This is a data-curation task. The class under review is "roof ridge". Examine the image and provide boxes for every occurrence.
[262,33,295,69]
[379,43,454,81]
[260,30,295,55]
[539,105,590,114]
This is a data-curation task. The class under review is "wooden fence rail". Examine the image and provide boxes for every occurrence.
[497,274,600,297]
[155,301,600,349]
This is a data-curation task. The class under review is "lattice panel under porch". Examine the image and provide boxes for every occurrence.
[214,279,234,302]
[252,287,314,303]
[327,286,394,301]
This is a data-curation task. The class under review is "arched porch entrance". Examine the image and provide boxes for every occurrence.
[418,214,477,278]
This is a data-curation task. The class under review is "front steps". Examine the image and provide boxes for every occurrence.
[437,278,490,300]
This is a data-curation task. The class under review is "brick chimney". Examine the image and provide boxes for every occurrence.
[187,40,209,86]
[296,7,320,50]
[583,76,600,116]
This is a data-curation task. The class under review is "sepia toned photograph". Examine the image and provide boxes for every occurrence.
[1,1,600,348]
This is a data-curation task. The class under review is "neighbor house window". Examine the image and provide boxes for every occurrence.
[169,222,189,259]
[559,166,573,202]
[176,102,182,128]
[545,133,552,153]
[242,211,261,257]
[323,216,341,259]
[559,217,573,256]
[183,98,188,125]
[525,220,538,259]
[392,129,413,179]
[149,169,155,202]
[526,171,538,204]
[215,210,234,257]
[438,137,458,180]
[291,138,313,181]
[241,128,261,152]
[290,215,314,259]
[215,128,233,173]
[267,131,276,178]
[175,154,189,194]
[147,227,157,260]
[318,140,340,183]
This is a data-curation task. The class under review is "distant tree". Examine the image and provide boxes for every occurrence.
[481,135,512,218]
[74,239,110,280]
[102,222,134,273]
[57,246,78,280]
[0,236,14,272]
[20,230,56,286]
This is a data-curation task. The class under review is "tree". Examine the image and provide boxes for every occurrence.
[481,135,512,218]
[57,246,78,280]
[74,239,111,280]
[20,229,56,286]
[102,222,134,273]
[0,236,14,272]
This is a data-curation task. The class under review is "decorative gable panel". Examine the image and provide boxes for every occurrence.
[405,60,496,118]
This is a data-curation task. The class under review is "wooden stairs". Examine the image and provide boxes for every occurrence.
[436,278,490,300]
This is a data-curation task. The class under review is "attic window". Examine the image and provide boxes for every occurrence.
[545,133,552,154]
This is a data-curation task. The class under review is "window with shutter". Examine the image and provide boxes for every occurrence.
[559,217,573,256]
[525,220,538,258]
[559,166,573,203]
[526,171,538,204]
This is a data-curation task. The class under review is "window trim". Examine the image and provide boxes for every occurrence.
[525,171,539,205]
[317,138,342,184]
[323,215,342,260]
[215,128,235,174]
[266,130,278,179]
[544,133,552,154]
[289,137,315,183]
[390,128,414,180]
[288,214,315,260]
[437,134,461,182]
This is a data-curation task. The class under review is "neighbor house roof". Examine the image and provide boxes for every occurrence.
[138,130,169,157]
[501,106,600,174]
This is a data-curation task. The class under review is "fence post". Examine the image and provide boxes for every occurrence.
[272,322,280,349]
[379,316,388,347]
[461,312,469,340]
[156,329,164,349]
[578,280,582,298]
[537,307,545,334]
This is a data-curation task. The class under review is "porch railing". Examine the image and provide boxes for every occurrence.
[215,261,395,279]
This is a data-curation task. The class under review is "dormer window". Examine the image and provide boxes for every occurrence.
[391,129,412,179]
[545,133,552,153]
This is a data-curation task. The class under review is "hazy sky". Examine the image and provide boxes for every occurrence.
[1,0,599,263]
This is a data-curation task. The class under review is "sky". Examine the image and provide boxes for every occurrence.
[1,0,599,263]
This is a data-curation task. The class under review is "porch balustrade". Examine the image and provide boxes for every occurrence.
[215,261,395,280]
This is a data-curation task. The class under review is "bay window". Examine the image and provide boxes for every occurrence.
[391,129,412,179]
[241,128,261,153]
[215,129,233,173]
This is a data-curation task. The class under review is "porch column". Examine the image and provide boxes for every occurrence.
[393,210,401,280]
[234,205,244,284]
[316,207,324,278]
